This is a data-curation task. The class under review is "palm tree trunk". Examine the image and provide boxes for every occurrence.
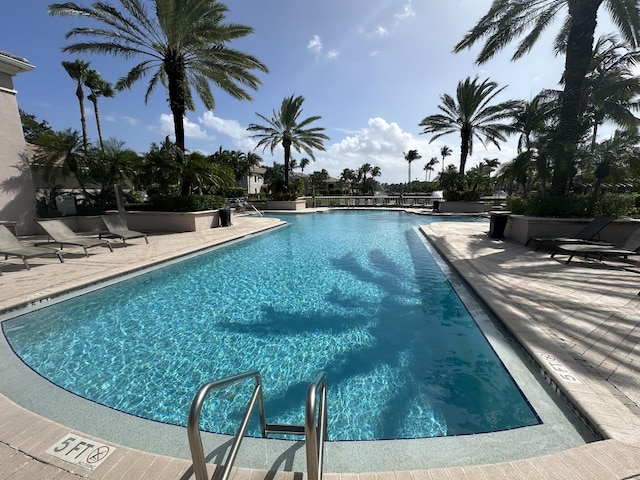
[76,84,88,153]
[165,57,190,195]
[551,0,601,194]
[89,95,105,150]
[283,137,291,188]
[460,130,470,176]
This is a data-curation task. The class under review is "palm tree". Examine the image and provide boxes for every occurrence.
[453,0,640,194]
[61,59,91,152]
[358,163,372,195]
[85,69,114,151]
[49,0,268,195]
[583,34,640,151]
[30,128,92,199]
[403,149,422,185]
[424,157,440,182]
[420,77,520,175]
[340,168,355,194]
[300,157,311,173]
[440,145,452,174]
[247,94,329,190]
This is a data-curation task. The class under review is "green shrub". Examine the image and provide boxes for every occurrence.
[143,195,225,212]
[443,190,482,201]
[593,193,637,217]
[505,195,528,214]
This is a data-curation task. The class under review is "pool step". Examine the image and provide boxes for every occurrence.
[265,423,305,436]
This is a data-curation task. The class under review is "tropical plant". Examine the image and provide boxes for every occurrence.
[339,168,356,194]
[83,138,141,206]
[20,109,53,143]
[247,94,329,190]
[403,149,422,185]
[61,59,92,152]
[453,0,640,194]
[419,77,520,175]
[30,128,89,193]
[583,34,640,151]
[437,164,463,192]
[309,169,329,206]
[424,157,440,182]
[49,0,268,195]
[139,137,184,196]
[85,69,114,150]
[440,145,452,174]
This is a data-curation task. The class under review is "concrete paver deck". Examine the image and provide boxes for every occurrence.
[1,213,639,479]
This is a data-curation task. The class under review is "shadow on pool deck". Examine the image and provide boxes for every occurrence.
[1,213,640,479]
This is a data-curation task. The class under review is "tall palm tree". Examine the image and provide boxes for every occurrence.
[85,69,114,151]
[358,163,372,194]
[453,0,640,194]
[403,149,422,185]
[49,0,268,195]
[61,59,91,152]
[420,77,520,175]
[440,145,452,174]
[247,94,329,190]
[424,157,440,182]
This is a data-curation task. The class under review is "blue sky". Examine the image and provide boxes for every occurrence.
[1,0,619,184]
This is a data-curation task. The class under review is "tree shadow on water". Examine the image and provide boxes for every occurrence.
[218,229,537,439]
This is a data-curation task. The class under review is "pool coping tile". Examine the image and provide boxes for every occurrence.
[1,214,640,479]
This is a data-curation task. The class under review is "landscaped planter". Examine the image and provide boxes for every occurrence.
[437,201,491,213]
[122,210,221,232]
[505,215,640,245]
[265,199,307,211]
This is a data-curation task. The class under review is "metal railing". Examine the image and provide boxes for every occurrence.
[187,370,327,480]
[304,372,327,480]
[187,371,266,480]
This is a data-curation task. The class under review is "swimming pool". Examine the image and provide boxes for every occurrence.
[3,211,539,441]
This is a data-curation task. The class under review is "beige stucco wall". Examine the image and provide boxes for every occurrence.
[0,53,37,235]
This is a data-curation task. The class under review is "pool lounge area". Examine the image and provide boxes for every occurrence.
[1,212,640,479]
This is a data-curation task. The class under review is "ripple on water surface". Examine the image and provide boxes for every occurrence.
[3,211,539,440]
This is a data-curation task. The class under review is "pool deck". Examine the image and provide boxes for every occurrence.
[1,211,640,479]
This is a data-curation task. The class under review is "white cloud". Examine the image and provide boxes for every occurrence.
[312,117,441,183]
[307,35,323,54]
[307,34,339,60]
[394,2,415,24]
[149,113,210,142]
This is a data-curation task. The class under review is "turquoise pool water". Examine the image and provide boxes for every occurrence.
[3,211,539,441]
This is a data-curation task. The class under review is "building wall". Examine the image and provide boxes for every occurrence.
[0,55,37,235]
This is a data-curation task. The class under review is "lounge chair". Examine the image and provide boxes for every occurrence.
[525,216,614,251]
[36,220,113,256]
[551,229,640,264]
[100,215,148,246]
[0,224,64,269]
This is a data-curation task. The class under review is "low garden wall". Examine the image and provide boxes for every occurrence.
[505,215,640,245]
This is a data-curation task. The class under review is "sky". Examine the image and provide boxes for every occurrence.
[1,0,621,184]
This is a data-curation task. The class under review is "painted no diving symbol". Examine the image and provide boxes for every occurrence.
[87,445,110,464]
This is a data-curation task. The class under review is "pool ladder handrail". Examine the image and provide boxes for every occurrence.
[187,370,327,480]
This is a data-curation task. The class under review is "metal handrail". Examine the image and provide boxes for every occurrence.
[250,204,263,216]
[188,370,327,480]
[187,370,266,480]
[304,372,327,480]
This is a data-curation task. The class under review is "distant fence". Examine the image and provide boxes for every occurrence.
[304,195,507,208]
[304,196,438,208]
